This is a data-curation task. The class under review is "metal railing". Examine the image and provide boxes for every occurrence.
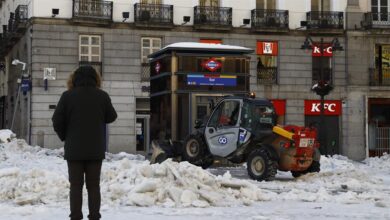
[251,9,289,29]
[0,5,28,57]
[134,3,173,25]
[72,0,113,21]
[257,67,277,84]
[369,125,390,157]
[369,68,390,86]
[141,63,150,82]
[306,11,344,29]
[363,12,390,28]
[194,6,232,27]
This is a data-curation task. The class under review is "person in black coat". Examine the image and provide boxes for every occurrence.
[52,65,117,220]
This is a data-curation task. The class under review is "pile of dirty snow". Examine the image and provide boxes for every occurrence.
[0,136,271,208]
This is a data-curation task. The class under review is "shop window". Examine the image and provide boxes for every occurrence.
[374,44,390,85]
[256,41,278,84]
[79,35,102,74]
[312,56,332,83]
[141,37,162,81]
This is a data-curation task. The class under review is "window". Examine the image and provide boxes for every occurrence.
[256,0,276,10]
[79,35,102,74]
[372,0,389,21]
[199,0,219,7]
[312,56,332,83]
[208,100,240,128]
[374,44,390,85]
[256,41,278,84]
[141,37,162,63]
[140,0,162,4]
[311,0,330,11]
[141,37,162,81]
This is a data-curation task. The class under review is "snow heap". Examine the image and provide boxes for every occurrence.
[0,136,270,208]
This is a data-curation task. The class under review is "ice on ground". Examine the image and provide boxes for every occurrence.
[0,130,389,210]
[0,130,15,143]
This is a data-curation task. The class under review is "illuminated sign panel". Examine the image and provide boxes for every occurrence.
[187,74,237,86]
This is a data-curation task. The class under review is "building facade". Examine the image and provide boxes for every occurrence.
[0,0,387,160]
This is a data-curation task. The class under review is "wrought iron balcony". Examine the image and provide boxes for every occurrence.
[134,3,173,27]
[369,68,390,86]
[257,67,277,84]
[72,0,113,22]
[141,63,150,82]
[251,9,289,30]
[306,11,344,29]
[0,5,28,57]
[194,6,232,30]
[362,12,390,29]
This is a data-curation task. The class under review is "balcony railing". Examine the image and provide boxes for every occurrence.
[257,67,277,84]
[251,9,289,29]
[306,11,344,29]
[369,68,390,86]
[363,12,390,28]
[194,6,232,28]
[134,3,173,26]
[0,5,28,57]
[72,0,113,21]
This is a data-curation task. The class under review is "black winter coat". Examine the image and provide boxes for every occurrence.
[52,85,117,161]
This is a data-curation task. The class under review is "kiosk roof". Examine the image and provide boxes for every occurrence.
[148,42,254,58]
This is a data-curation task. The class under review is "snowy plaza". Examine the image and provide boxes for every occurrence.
[0,130,389,219]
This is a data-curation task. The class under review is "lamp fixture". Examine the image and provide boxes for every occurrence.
[52,8,59,18]
[182,16,190,25]
[12,59,26,71]
[122,12,130,22]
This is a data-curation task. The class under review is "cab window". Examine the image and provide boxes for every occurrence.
[241,103,274,132]
[208,100,240,127]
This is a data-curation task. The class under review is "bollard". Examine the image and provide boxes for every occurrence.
[37,130,44,147]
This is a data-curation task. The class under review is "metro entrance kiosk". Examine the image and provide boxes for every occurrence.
[148,42,253,144]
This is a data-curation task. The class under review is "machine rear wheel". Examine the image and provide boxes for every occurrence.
[247,148,277,181]
[291,160,321,178]
[182,135,213,168]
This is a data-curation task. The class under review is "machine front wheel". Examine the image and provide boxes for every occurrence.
[247,148,277,181]
[182,135,213,168]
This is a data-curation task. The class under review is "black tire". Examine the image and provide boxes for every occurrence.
[182,134,213,168]
[247,148,277,181]
[291,160,320,178]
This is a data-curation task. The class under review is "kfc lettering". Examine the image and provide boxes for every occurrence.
[312,44,333,57]
[304,100,341,115]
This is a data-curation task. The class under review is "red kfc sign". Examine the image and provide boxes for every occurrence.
[257,41,278,56]
[312,44,333,57]
[304,100,342,116]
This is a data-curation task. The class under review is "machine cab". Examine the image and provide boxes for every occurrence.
[204,97,276,157]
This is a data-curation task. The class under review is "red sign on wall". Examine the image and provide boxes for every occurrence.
[257,41,278,56]
[304,100,342,116]
[312,44,333,57]
[271,99,286,116]
[200,39,222,44]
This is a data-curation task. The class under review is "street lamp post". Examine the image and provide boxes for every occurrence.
[301,36,343,155]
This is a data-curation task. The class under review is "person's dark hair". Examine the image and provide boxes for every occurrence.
[70,65,101,89]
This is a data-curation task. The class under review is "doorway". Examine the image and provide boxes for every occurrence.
[305,115,340,155]
[136,116,150,153]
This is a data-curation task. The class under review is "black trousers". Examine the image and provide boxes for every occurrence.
[67,160,103,220]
